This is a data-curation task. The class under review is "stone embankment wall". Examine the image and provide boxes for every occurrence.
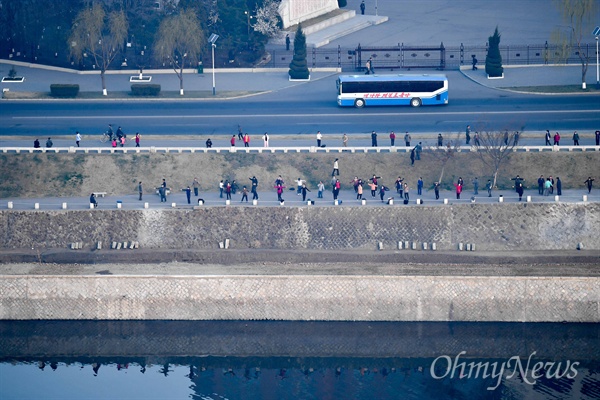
[1,203,599,251]
[1,275,599,322]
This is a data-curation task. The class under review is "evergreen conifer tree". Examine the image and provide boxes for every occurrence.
[485,27,504,77]
[288,25,310,80]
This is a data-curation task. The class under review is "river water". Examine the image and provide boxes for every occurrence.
[1,320,599,399]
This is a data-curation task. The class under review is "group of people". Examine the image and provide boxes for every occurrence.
[544,130,600,146]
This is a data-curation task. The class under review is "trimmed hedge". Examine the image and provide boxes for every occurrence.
[50,84,79,97]
[131,84,161,96]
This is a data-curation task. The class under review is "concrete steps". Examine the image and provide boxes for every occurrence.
[306,15,389,48]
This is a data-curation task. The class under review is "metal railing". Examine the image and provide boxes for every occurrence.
[2,145,599,155]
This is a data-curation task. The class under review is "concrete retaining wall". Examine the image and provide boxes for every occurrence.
[1,203,599,251]
[1,275,599,322]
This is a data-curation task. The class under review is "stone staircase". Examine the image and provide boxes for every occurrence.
[271,9,388,48]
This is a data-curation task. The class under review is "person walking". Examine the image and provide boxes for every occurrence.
[182,186,191,204]
[474,132,481,147]
[556,177,562,196]
[553,132,560,145]
[371,131,377,147]
[410,148,415,165]
[404,132,411,147]
[572,131,580,146]
[389,131,396,146]
[135,132,141,147]
[584,177,594,193]
[316,131,323,147]
[545,130,552,146]
[360,0,365,15]
[342,133,348,147]
[434,182,440,200]
[192,178,200,197]
[403,183,409,201]
[465,125,471,145]
[285,34,290,51]
[514,131,520,146]
[471,55,478,70]
[296,178,303,195]
[437,134,443,147]
[263,132,269,147]
[230,135,236,147]
[549,176,554,194]
[472,177,479,195]
[241,186,249,202]
[243,133,250,147]
[237,125,244,141]
[332,158,339,176]
[595,130,600,146]
[417,177,423,195]
[486,180,493,197]
[333,179,341,200]
[219,180,224,198]
[138,181,143,200]
[75,131,81,147]
[318,181,324,198]
[415,142,422,160]
[503,130,509,146]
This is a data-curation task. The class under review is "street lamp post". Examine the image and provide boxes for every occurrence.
[594,25,600,88]
[209,33,219,96]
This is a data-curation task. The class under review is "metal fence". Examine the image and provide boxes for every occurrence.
[265,42,597,72]
[3,42,597,72]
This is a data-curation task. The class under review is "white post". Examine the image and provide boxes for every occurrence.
[225,199,231,206]
[583,195,588,202]
[526,195,531,202]
[171,202,176,208]
[7,201,13,209]
[443,198,448,204]
[144,202,149,209]
[34,203,39,210]
[212,44,216,96]
[252,199,258,206]
[62,202,67,209]
[498,195,504,203]
[554,195,560,202]
[361,199,366,205]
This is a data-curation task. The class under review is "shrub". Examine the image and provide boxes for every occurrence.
[485,27,504,77]
[131,84,161,96]
[50,84,80,97]
[288,25,310,80]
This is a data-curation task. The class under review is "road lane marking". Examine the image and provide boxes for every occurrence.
[11,109,600,120]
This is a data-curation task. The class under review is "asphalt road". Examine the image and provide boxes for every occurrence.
[1,72,599,137]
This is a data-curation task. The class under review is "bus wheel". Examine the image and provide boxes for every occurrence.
[410,98,422,107]
[354,98,365,108]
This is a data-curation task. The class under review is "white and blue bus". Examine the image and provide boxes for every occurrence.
[336,74,448,108]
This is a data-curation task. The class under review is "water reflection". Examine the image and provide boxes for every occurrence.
[1,321,599,399]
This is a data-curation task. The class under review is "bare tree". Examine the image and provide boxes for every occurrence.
[474,128,519,188]
[68,3,128,96]
[253,0,282,38]
[153,9,205,96]
[427,133,461,186]
[552,0,598,89]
